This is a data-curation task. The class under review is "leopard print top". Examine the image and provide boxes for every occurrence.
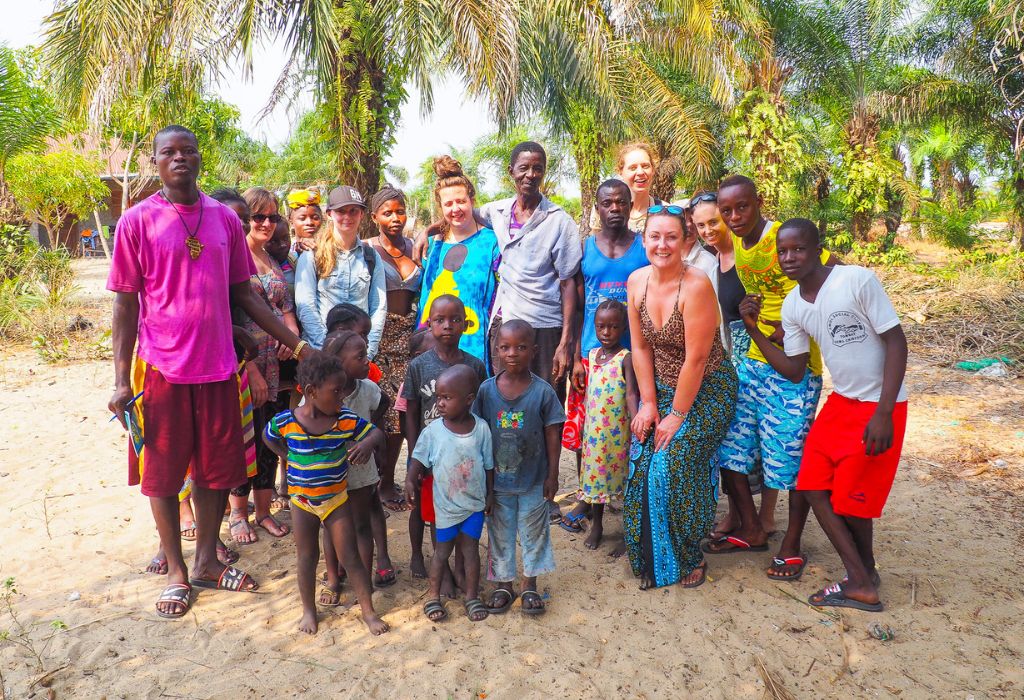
[639,271,727,380]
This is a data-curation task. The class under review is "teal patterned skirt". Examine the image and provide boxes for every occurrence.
[624,360,738,587]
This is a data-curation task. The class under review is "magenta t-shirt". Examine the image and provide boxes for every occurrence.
[107,192,256,384]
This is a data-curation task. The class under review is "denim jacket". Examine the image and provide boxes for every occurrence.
[294,242,387,357]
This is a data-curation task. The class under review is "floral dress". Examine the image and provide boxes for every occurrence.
[577,347,631,504]
[236,258,294,403]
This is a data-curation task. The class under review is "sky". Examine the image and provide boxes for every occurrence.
[4,1,497,188]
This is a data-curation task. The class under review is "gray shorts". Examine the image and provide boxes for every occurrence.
[347,457,380,491]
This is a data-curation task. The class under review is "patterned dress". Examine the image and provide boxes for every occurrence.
[624,277,738,587]
[577,348,631,504]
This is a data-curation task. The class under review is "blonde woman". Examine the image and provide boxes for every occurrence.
[294,185,387,355]
[589,142,663,235]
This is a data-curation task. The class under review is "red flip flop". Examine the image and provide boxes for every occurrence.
[701,535,770,554]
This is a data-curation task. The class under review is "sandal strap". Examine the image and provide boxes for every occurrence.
[773,556,806,567]
[219,566,250,591]
[158,584,191,603]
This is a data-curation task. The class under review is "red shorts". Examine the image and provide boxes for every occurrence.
[420,474,435,524]
[130,359,247,498]
[561,357,589,451]
[797,393,907,518]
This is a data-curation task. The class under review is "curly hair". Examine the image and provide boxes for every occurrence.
[296,353,346,389]
[595,298,628,324]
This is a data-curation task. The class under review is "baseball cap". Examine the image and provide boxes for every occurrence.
[325,185,366,211]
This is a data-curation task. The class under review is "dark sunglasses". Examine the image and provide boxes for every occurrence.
[647,204,684,216]
[251,213,283,224]
[690,192,718,208]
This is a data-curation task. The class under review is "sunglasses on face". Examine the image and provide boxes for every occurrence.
[251,213,283,224]
[647,204,684,216]
[690,192,718,208]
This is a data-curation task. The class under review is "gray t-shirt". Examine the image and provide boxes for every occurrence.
[472,373,566,494]
[401,348,488,427]
[480,197,582,328]
[411,416,494,528]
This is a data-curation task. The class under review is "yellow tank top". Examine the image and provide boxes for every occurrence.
[733,221,825,375]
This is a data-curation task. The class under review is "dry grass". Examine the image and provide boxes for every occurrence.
[876,266,1024,366]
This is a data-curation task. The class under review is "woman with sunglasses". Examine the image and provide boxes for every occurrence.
[588,142,663,236]
[623,207,737,590]
[227,187,300,543]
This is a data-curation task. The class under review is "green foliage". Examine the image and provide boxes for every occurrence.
[5,150,107,249]
[918,200,984,249]
[837,142,890,217]
[847,241,914,266]
[0,46,61,174]
[0,225,77,341]
[728,87,803,216]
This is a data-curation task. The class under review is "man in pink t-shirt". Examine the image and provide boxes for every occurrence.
[107,125,313,618]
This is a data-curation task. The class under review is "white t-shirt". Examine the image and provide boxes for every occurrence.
[782,265,906,403]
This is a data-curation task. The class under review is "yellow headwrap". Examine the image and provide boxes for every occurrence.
[286,188,321,209]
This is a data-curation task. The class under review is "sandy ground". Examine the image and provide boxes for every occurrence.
[1,259,1023,698]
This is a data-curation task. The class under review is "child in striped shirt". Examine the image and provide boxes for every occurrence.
[264,353,389,636]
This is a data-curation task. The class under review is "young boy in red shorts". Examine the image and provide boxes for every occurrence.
[740,218,907,612]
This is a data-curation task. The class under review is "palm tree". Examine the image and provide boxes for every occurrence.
[0,46,60,220]
[41,0,763,234]
[765,0,917,239]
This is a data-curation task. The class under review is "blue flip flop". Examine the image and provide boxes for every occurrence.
[558,511,587,533]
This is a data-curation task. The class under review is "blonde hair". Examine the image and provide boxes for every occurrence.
[313,221,338,278]
[616,142,658,173]
[433,156,476,231]
[242,187,280,216]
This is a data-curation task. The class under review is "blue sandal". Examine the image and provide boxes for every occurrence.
[559,512,587,533]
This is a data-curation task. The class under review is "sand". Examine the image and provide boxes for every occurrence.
[1,259,1022,698]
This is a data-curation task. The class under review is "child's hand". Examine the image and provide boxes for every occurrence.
[631,403,658,442]
[348,439,374,465]
[484,493,495,515]
[543,475,558,501]
[571,359,587,393]
[404,479,418,506]
[738,294,763,333]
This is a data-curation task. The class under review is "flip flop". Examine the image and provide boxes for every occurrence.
[155,583,192,619]
[558,511,587,533]
[255,514,290,538]
[767,554,807,581]
[487,587,516,614]
[179,521,197,542]
[701,535,770,554]
[520,590,546,616]
[464,598,489,622]
[318,586,342,607]
[146,556,168,575]
[228,518,258,545]
[682,561,708,589]
[190,566,259,592]
[809,582,884,612]
[217,543,240,566]
[373,567,397,588]
[423,599,447,622]
[382,495,408,512]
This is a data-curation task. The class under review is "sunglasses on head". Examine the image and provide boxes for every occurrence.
[251,213,283,224]
[647,204,684,216]
[690,192,718,208]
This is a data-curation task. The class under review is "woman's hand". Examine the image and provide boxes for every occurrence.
[631,403,659,442]
[247,363,269,407]
[294,238,316,253]
[653,413,684,453]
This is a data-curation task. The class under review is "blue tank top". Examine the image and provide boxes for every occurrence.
[580,234,650,357]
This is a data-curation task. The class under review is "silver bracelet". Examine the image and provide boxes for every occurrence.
[669,408,685,419]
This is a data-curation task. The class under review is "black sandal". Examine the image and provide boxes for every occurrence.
[682,561,708,589]
[423,599,447,622]
[520,589,545,615]
[464,598,489,622]
[487,587,516,614]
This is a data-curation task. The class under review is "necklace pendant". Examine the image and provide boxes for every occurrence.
[186,237,204,260]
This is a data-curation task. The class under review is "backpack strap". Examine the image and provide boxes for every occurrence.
[361,241,376,277]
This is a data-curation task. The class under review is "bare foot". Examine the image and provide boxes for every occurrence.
[584,521,603,550]
[410,553,427,579]
[608,539,627,558]
[298,610,319,635]
[440,569,457,599]
[362,611,390,635]
[709,512,740,539]
[216,540,240,566]
[255,513,290,538]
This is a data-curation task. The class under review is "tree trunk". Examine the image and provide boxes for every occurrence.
[1014,174,1024,251]
[815,172,830,240]
[122,134,139,216]
[578,175,597,237]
